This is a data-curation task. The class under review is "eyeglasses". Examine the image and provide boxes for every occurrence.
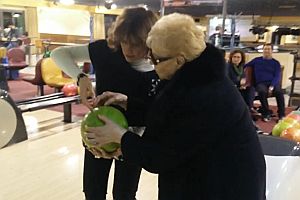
[148,49,172,65]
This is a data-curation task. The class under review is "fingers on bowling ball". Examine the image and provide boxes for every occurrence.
[81,106,128,152]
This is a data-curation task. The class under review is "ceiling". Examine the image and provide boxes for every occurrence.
[53,0,300,17]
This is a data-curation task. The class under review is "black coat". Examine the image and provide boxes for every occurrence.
[89,40,158,126]
[122,44,266,200]
[227,63,245,87]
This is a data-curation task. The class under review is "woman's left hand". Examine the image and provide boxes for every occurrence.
[85,115,127,147]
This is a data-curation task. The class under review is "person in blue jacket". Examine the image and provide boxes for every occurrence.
[245,43,285,121]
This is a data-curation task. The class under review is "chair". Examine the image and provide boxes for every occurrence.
[41,58,75,91]
[34,39,43,56]
[21,37,31,46]
[22,59,46,96]
[20,37,32,64]
[6,47,28,79]
[0,47,7,59]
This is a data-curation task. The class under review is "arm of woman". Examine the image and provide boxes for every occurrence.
[87,97,216,173]
[50,44,90,79]
[121,113,214,174]
[51,44,95,108]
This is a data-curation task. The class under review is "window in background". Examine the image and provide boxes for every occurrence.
[0,10,25,39]
[104,14,117,38]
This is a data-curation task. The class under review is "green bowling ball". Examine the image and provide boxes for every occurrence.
[272,120,294,137]
[81,106,128,153]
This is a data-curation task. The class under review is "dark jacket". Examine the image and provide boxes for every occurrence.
[121,44,266,200]
[89,40,158,125]
[245,56,281,86]
[227,63,245,87]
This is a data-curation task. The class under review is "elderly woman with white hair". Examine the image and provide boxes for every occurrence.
[86,13,266,199]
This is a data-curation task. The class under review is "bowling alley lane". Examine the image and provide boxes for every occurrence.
[0,109,158,200]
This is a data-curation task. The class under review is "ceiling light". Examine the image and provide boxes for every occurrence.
[137,4,148,10]
[59,0,75,6]
[111,3,117,9]
[13,13,20,18]
[104,0,113,9]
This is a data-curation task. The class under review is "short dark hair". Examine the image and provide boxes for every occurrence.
[263,43,273,49]
[17,39,23,46]
[228,49,246,66]
[113,7,158,48]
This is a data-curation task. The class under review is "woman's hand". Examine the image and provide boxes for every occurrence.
[78,76,95,109]
[239,78,246,90]
[86,115,127,147]
[93,91,128,110]
[87,146,122,159]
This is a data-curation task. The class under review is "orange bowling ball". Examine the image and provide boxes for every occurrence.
[292,129,300,142]
[62,83,78,96]
[280,127,300,142]
[280,127,296,141]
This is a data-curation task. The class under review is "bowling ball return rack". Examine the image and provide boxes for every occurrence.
[16,92,80,123]
[0,90,81,149]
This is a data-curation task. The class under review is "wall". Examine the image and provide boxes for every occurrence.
[0,0,123,43]
[37,7,90,36]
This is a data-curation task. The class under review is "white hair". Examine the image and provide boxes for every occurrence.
[146,13,206,62]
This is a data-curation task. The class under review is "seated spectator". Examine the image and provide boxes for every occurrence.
[7,39,24,50]
[244,43,285,122]
[227,49,255,111]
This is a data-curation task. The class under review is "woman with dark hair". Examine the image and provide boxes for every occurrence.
[51,7,158,200]
[227,49,256,111]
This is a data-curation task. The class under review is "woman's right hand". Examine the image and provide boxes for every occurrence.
[87,146,122,160]
[78,76,95,109]
[93,91,128,110]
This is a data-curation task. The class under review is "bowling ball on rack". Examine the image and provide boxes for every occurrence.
[280,127,297,141]
[282,117,299,126]
[291,110,300,116]
[272,120,294,137]
[81,106,128,153]
[62,83,78,96]
[286,113,300,123]
[281,127,300,142]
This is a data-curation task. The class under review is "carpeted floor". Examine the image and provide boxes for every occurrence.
[255,106,294,134]
[6,75,295,133]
